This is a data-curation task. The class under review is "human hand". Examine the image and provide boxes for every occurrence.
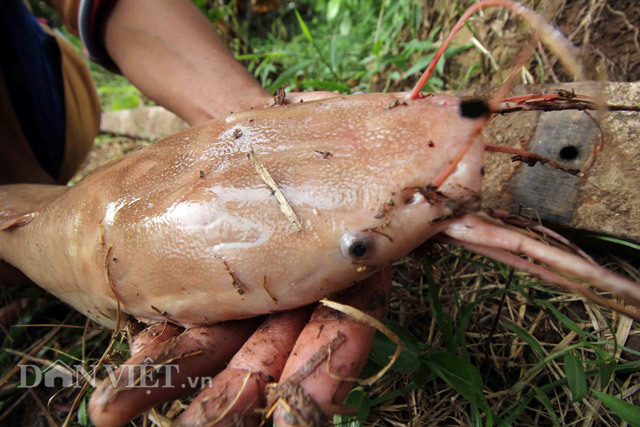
[88,269,390,426]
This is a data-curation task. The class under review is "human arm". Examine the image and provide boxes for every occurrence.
[100,0,272,125]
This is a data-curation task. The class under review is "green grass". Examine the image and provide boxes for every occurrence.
[38,0,475,110]
[334,246,640,426]
[232,0,473,94]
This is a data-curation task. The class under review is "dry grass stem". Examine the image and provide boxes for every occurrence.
[320,299,402,386]
[248,148,302,232]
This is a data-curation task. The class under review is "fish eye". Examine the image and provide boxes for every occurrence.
[341,232,373,260]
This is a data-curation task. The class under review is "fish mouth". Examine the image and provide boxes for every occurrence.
[444,194,482,217]
[398,186,480,210]
[402,191,427,205]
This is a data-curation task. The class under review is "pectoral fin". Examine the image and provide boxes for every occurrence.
[0,184,67,230]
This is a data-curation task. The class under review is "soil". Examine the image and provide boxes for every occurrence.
[382,0,640,93]
[554,0,640,81]
[470,0,640,83]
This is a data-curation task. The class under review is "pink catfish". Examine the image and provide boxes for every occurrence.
[0,92,488,328]
[1,89,639,330]
[1,1,638,330]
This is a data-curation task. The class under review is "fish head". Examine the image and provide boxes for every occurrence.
[222,93,490,311]
[312,93,489,265]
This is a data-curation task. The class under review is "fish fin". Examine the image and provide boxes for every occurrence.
[0,184,67,230]
[0,212,38,230]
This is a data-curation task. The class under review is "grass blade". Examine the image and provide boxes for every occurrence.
[537,300,588,339]
[502,321,545,357]
[424,351,489,413]
[564,352,587,401]
[326,0,341,22]
[294,9,314,43]
[587,235,640,252]
[299,80,350,92]
[266,59,314,92]
[594,346,617,388]
[369,319,420,374]
[294,9,338,79]
[592,390,640,427]
[532,386,560,426]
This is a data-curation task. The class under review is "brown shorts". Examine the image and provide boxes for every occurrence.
[1,0,100,184]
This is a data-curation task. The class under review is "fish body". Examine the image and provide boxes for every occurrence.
[0,93,486,328]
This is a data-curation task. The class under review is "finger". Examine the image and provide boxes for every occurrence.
[175,307,312,426]
[270,268,391,426]
[129,321,183,356]
[88,318,260,427]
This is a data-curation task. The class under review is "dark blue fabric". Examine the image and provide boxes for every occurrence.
[1,0,66,179]
[78,0,119,72]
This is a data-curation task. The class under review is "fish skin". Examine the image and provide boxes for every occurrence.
[0,92,486,328]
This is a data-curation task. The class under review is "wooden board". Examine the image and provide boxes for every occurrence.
[481,82,640,243]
